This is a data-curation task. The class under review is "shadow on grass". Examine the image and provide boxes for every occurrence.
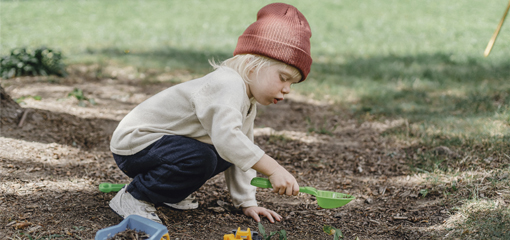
[398,132,510,172]
[310,53,510,124]
[88,47,510,83]
[85,46,233,74]
[83,48,510,121]
[81,48,510,141]
[350,86,510,119]
[307,52,510,172]
[314,52,510,84]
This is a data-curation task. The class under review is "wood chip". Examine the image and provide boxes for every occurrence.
[369,218,381,224]
[208,207,225,213]
[27,225,42,233]
[6,221,16,227]
[379,186,387,195]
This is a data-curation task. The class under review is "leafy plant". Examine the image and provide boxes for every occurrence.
[419,188,429,197]
[257,222,287,240]
[68,88,96,107]
[1,47,67,79]
[323,225,343,240]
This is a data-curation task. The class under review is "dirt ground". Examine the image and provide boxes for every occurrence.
[1,66,452,239]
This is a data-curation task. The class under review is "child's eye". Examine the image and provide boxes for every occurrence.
[279,75,287,82]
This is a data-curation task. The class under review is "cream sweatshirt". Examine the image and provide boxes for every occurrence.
[110,67,264,208]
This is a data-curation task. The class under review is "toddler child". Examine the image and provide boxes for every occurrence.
[109,2,312,224]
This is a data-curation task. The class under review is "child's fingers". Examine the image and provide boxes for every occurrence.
[279,187,287,195]
[262,211,276,223]
[245,207,282,223]
[285,186,293,196]
[273,185,299,196]
[252,213,261,222]
[246,210,261,222]
[265,210,282,223]
[272,186,286,195]
[293,183,300,196]
[267,215,275,223]
[270,211,282,222]
[287,183,300,196]
[284,183,299,196]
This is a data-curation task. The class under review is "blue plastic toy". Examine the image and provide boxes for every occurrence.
[95,215,170,240]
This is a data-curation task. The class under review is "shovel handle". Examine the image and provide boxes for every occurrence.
[250,177,273,188]
[99,183,126,193]
[250,177,315,194]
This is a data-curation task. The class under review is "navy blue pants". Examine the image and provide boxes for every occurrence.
[112,135,232,205]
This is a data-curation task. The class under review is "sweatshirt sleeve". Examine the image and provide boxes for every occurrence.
[192,75,265,171]
[224,166,258,208]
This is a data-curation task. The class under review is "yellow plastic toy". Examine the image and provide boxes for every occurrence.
[224,227,261,240]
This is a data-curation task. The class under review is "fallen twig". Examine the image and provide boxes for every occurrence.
[18,109,30,127]
[369,218,381,225]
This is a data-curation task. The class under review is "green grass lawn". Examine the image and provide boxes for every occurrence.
[2,0,510,238]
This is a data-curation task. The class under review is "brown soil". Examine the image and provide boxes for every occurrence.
[1,67,451,239]
[107,228,150,240]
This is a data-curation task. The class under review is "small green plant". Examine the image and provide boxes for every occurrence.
[15,95,42,104]
[419,188,429,197]
[451,180,458,191]
[73,226,86,231]
[18,232,66,240]
[257,222,287,240]
[323,225,343,240]
[268,134,290,144]
[1,47,67,79]
[68,88,96,107]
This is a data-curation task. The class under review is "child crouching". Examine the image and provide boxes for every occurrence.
[109,2,312,224]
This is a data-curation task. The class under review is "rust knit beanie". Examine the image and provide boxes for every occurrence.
[234,3,312,81]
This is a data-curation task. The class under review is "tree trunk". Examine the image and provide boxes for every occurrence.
[1,85,23,125]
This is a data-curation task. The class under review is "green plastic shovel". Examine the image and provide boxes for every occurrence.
[250,177,355,209]
[98,183,126,193]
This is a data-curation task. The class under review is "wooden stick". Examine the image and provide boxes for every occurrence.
[18,109,30,127]
[484,0,510,57]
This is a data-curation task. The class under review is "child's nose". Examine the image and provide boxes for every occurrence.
[282,83,291,94]
[282,86,290,94]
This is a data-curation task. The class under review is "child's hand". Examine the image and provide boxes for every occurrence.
[268,166,299,196]
[242,206,282,223]
[251,154,300,196]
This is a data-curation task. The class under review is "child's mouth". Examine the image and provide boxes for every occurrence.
[273,98,283,104]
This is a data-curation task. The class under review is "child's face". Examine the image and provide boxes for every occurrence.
[247,64,301,106]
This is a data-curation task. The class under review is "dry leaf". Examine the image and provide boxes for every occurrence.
[14,222,31,229]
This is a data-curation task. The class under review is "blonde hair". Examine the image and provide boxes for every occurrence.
[209,54,301,84]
